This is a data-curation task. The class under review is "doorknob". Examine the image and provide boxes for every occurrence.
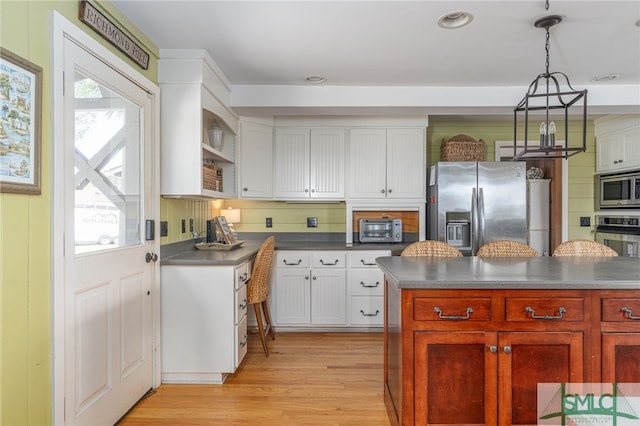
[145,252,158,263]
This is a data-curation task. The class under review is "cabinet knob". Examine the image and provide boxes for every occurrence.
[503,346,512,354]
[380,189,386,193]
[614,160,619,164]
[388,189,392,193]
[304,188,309,193]
[311,189,316,193]
[305,275,310,280]
[312,276,317,280]
[489,346,497,353]
[243,187,248,191]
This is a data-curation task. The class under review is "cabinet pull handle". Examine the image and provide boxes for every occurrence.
[360,281,380,288]
[283,259,302,265]
[239,299,247,310]
[243,272,248,281]
[360,259,377,266]
[525,306,566,320]
[320,259,339,265]
[621,307,640,320]
[360,309,380,317]
[240,335,248,347]
[434,306,473,320]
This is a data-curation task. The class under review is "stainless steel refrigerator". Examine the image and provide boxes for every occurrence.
[427,162,528,256]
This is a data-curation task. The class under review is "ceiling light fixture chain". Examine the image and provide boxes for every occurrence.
[544,25,551,76]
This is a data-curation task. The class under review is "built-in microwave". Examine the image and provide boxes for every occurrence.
[359,218,402,243]
[596,171,640,209]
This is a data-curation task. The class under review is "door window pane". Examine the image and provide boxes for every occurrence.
[74,72,141,254]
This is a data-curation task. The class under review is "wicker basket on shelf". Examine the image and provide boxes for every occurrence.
[440,134,486,161]
[203,163,223,192]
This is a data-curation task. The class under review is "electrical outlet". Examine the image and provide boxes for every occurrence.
[307,217,318,228]
[580,216,591,227]
[160,221,168,237]
[181,219,186,233]
[266,217,273,228]
[189,218,194,232]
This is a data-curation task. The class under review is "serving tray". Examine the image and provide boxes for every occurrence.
[195,240,245,251]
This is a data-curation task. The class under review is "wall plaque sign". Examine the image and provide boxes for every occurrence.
[79,1,149,70]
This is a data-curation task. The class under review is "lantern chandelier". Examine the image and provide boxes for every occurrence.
[513,1,587,160]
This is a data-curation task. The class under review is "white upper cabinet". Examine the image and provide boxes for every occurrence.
[158,50,238,199]
[274,127,345,199]
[595,115,640,174]
[238,121,274,199]
[348,127,425,199]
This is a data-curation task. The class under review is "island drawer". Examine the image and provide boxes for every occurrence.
[602,298,640,322]
[505,297,585,322]
[413,297,491,322]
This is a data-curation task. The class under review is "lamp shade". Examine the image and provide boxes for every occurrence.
[221,208,241,224]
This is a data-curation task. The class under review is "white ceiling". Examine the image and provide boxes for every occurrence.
[112,0,640,118]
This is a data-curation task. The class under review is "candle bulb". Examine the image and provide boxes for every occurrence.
[539,122,547,147]
[548,121,556,146]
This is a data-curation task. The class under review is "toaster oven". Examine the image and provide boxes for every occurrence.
[359,218,402,243]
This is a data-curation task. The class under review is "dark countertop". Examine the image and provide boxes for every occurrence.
[376,256,640,290]
[161,238,408,266]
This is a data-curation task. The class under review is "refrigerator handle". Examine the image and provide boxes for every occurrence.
[471,187,478,254]
[478,187,486,250]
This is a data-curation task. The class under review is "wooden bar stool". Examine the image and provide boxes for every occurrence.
[552,240,618,257]
[477,240,539,257]
[401,240,463,257]
[247,236,276,357]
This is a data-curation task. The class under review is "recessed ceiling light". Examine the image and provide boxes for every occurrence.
[591,74,619,82]
[305,76,326,84]
[437,11,474,29]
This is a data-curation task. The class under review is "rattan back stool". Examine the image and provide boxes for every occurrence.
[477,240,539,258]
[401,240,463,257]
[552,240,618,257]
[247,236,276,357]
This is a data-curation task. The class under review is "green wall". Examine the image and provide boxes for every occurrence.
[0,1,158,424]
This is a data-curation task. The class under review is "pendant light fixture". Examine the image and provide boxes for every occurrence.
[513,10,587,160]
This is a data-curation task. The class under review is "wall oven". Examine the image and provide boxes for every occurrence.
[595,215,640,257]
[596,170,640,209]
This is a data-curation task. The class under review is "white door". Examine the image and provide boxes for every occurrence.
[274,127,310,198]
[62,37,155,425]
[310,128,345,198]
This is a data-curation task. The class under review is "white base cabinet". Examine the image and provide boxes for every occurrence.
[161,260,250,384]
[347,251,388,326]
[274,251,347,326]
[273,249,390,329]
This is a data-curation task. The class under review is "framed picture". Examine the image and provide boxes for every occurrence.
[0,48,42,195]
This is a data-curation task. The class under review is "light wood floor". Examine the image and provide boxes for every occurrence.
[118,332,391,425]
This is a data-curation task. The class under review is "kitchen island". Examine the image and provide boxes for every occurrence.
[376,256,640,426]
